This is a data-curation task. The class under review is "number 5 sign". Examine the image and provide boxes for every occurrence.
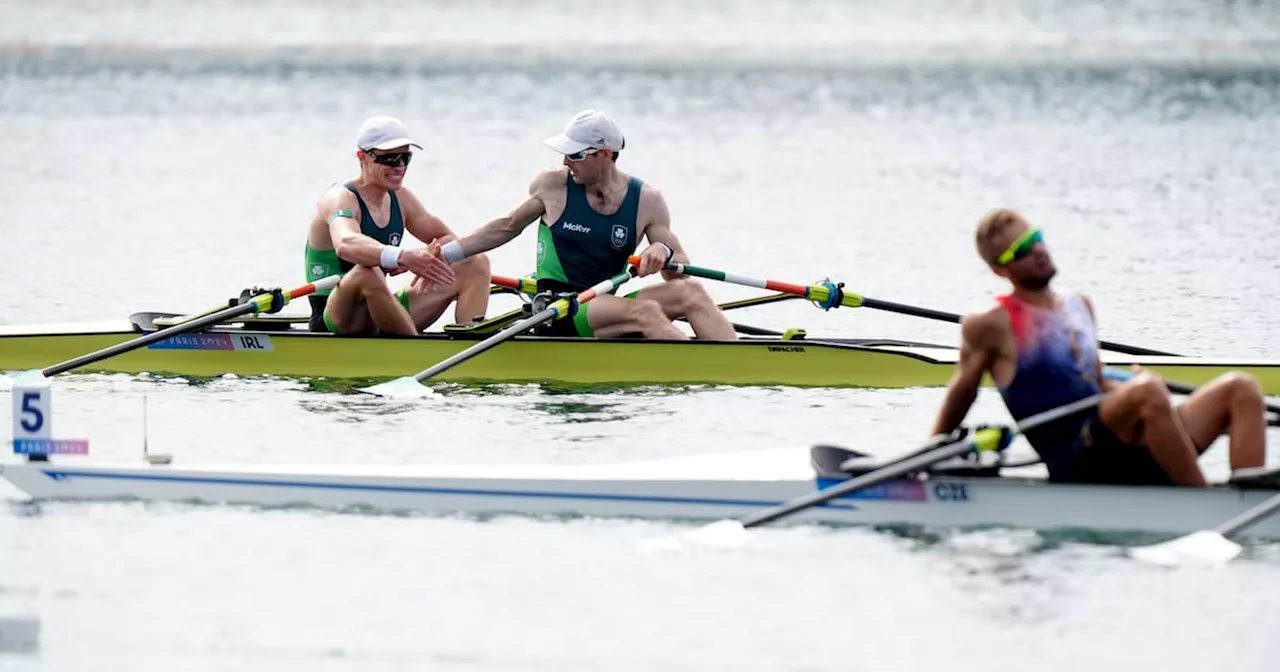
[11,371,88,456]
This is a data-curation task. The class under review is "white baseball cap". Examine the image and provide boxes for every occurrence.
[543,109,626,155]
[356,116,423,151]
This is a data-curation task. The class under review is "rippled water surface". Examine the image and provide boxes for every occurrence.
[3,0,1280,669]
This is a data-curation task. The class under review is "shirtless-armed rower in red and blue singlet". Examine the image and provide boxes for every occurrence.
[929,209,1268,487]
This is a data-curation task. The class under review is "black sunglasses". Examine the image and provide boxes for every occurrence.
[366,150,413,168]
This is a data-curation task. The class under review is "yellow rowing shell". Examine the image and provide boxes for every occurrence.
[2,317,1277,395]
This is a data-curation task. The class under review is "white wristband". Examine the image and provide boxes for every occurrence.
[657,242,674,263]
[440,240,466,265]
[379,245,402,269]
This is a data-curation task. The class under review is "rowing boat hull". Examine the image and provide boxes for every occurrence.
[2,321,1278,392]
[4,450,1279,538]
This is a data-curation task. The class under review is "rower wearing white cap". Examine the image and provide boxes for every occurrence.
[431,109,737,340]
[303,116,492,336]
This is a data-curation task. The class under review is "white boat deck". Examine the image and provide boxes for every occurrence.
[5,447,1279,541]
[0,447,823,482]
[0,320,140,336]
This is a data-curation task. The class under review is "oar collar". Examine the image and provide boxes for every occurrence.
[811,279,844,311]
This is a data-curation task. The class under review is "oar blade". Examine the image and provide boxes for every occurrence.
[1128,530,1243,569]
[2,369,47,385]
[637,519,750,553]
[683,519,750,548]
[356,376,437,398]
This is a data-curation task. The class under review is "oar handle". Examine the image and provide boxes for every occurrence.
[41,276,339,377]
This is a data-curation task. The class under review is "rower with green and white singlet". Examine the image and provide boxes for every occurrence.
[299,115,487,339]
[430,107,740,342]
[532,171,641,338]
[304,180,412,334]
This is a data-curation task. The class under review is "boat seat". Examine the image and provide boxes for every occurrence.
[1228,465,1280,489]
[810,444,874,478]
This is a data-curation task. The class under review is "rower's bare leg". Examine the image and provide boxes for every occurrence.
[326,265,417,336]
[408,288,456,332]
[634,278,738,340]
[451,253,491,323]
[1174,372,1266,472]
[406,254,491,329]
[1099,371,1208,486]
[587,293,689,340]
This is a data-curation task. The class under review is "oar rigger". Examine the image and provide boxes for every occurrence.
[229,286,288,313]
[811,424,1032,482]
[526,290,581,321]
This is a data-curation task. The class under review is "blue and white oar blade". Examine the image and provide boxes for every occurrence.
[683,519,750,548]
[0,614,40,652]
[637,519,750,553]
[356,376,437,398]
[2,369,47,386]
[1128,530,1243,569]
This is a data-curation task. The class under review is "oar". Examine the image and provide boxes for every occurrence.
[490,274,538,295]
[1103,369,1280,425]
[36,276,340,378]
[156,277,530,329]
[357,267,638,397]
[637,257,1178,357]
[640,392,1108,551]
[493,273,797,337]
[160,268,410,327]
[171,274,787,336]
[1128,492,1280,568]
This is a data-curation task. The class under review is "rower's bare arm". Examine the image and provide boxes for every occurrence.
[447,171,554,259]
[928,311,997,437]
[324,190,455,285]
[323,191,385,267]
[637,189,687,280]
